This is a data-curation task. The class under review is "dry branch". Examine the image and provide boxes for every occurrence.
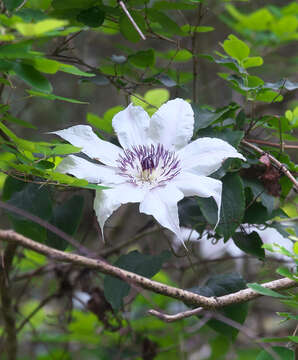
[0,229,297,318]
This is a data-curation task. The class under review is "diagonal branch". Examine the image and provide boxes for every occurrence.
[241,139,298,191]
[0,229,296,312]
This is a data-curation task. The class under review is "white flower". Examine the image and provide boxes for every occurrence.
[52,98,245,240]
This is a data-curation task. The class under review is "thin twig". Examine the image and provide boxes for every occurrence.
[0,230,296,309]
[241,139,298,191]
[119,1,146,40]
[0,200,92,256]
[245,139,298,150]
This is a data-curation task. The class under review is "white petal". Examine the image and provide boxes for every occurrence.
[52,125,122,167]
[178,137,245,176]
[112,103,150,149]
[139,183,184,239]
[172,171,222,227]
[56,155,124,185]
[149,98,194,150]
[94,183,146,237]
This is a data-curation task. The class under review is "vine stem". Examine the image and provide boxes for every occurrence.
[241,139,298,191]
[0,243,18,360]
[0,230,296,314]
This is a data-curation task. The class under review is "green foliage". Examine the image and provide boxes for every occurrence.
[198,173,245,240]
[104,250,171,310]
[190,273,248,340]
[0,0,297,358]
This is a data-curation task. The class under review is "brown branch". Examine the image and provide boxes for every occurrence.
[0,230,297,312]
[0,243,18,360]
[241,139,298,191]
[246,139,298,150]
[148,275,297,322]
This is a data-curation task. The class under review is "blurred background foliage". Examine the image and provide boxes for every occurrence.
[0,0,297,359]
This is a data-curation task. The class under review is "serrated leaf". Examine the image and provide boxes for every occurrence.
[104,251,171,310]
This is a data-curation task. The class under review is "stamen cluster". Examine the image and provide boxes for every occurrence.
[117,144,181,188]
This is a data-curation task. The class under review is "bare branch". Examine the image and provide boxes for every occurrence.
[241,139,298,191]
[119,1,146,40]
[0,230,297,314]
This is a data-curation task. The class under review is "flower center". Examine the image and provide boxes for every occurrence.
[117,144,181,188]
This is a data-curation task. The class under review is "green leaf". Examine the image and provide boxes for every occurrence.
[27,90,88,104]
[87,105,123,133]
[256,347,294,360]
[59,64,95,77]
[50,144,81,155]
[190,273,247,340]
[222,34,250,62]
[4,178,53,243]
[181,25,214,34]
[47,195,84,250]
[144,88,169,108]
[160,49,192,62]
[3,0,23,12]
[247,283,289,299]
[232,231,265,259]
[15,19,68,36]
[243,178,275,214]
[13,63,52,93]
[197,128,244,147]
[51,0,94,10]
[197,173,245,240]
[147,9,184,36]
[0,42,37,59]
[193,105,238,132]
[128,49,155,68]
[255,90,283,103]
[119,11,146,42]
[242,56,263,68]
[76,6,105,27]
[3,113,37,129]
[104,250,171,310]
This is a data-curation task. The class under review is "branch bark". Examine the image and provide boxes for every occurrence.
[0,229,297,316]
[0,242,18,360]
[241,139,298,191]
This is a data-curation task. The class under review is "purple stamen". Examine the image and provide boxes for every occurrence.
[117,143,181,187]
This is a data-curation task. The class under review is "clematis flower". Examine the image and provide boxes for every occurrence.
[52,98,245,241]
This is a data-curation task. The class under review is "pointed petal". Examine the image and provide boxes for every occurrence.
[178,137,245,176]
[139,183,184,239]
[56,155,124,185]
[112,104,150,149]
[149,98,194,150]
[52,125,122,166]
[172,171,222,227]
[94,183,146,236]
